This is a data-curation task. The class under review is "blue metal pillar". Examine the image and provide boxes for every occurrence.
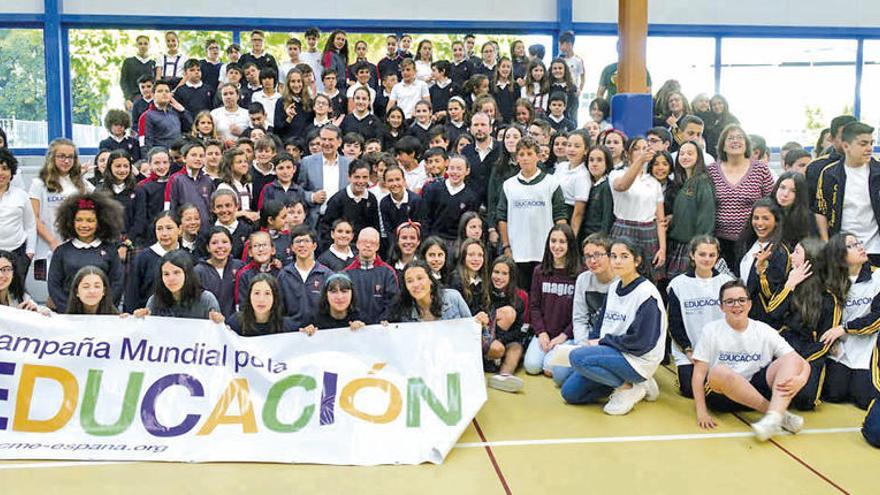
[554,0,573,58]
[714,36,722,95]
[61,26,73,138]
[854,38,863,119]
[43,0,66,140]
[232,30,240,46]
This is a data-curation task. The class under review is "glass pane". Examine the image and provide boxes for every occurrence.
[0,29,47,148]
[721,38,856,146]
[68,29,233,148]
[647,36,716,105]
[572,35,618,124]
[860,40,880,131]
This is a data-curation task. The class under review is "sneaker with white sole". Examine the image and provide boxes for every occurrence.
[642,377,660,402]
[603,384,647,415]
[781,411,804,434]
[751,411,783,441]
[488,374,524,393]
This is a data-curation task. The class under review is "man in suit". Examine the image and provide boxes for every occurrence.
[299,125,351,228]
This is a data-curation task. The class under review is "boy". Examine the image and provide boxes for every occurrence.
[319,160,381,251]
[250,68,281,127]
[342,132,365,160]
[374,70,398,121]
[347,40,379,89]
[300,27,324,92]
[464,34,481,65]
[250,136,278,201]
[199,39,223,92]
[100,109,141,161]
[558,31,585,120]
[166,141,216,231]
[377,35,402,81]
[343,227,399,324]
[364,139,383,155]
[321,69,347,117]
[429,60,455,116]
[394,136,428,193]
[243,102,272,136]
[258,153,307,211]
[213,63,250,108]
[427,127,450,153]
[174,59,213,116]
[388,59,430,119]
[208,189,254,260]
[238,30,278,75]
[219,43,241,84]
[242,62,263,96]
[691,280,810,441]
[236,137,255,163]
[235,230,282,307]
[139,79,192,149]
[546,92,576,134]
[346,62,377,112]
[398,34,414,59]
[422,153,480,242]
[450,40,474,89]
[278,225,333,328]
[278,37,302,81]
[121,35,156,111]
[423,146,448,182]
[130,75,155,129]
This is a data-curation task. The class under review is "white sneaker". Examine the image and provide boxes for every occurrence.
[642,378,660,402]
[603,384,647,415]
[488,374,524,393]
[751,411,783,441]
[781,411,804,434]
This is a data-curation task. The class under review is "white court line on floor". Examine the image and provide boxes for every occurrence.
[454,426,862,449]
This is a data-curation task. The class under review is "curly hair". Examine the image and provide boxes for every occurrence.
[54,191,124,243]
[103,109,131,131]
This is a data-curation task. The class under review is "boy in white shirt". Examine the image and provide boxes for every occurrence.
[278,38,302,80]
[387,59,430,119]
[300,27,324,93]
[691,280,811,441]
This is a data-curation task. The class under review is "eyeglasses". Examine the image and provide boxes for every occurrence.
[0,266,13,274]
[583,253,608,261]
[251,242,271,249]
[55,154,75,161]
[846,239,864,249]
[721,297,750,307]
[725,135,745,143]
[646,137,663,144]
[292,238,313,245]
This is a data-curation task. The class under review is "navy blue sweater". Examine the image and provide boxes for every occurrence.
[344,257,400,324]
[195,258,245,317]
[125,247,163,313]
[277,261,333,327]
[49,241,124,313]
[422,180,480,241]
[379,190,428,238]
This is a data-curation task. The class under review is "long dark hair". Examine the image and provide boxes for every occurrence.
[101,150,137,190]
[672,141,709,196]
[738,197,783,257]
[390,260,444,321]
[494,124,525,175]
[318,273,359,319]
[0,250,24,303]
[790,237,826,330]
[419,236,449,283]
[455,238,491,310]
[153,250,202,309]
[240,273,285,335]
[772,171,813,250]
[66,266,118,315]
[540,224,580,277]
[824,232,857,304]
[490,255,520,306]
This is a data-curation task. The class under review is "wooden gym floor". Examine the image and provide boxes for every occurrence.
[1,365,876,494]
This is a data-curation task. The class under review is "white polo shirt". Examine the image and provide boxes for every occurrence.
[389,79,430,118]
[609,169,663,222]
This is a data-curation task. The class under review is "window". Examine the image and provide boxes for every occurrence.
[572,35,618,124]
[859,40,880,131]
[720,38,856,146]
[647,36,716,104]
[0,29,47,148]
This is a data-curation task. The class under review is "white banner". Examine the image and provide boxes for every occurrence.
[0,306,487,465]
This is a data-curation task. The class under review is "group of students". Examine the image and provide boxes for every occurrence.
[1,27,879,447]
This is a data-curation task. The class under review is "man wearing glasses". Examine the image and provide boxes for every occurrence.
[689,279,810,442]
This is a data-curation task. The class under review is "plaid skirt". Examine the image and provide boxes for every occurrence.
[610,219,663,282]
[665,240,691,280]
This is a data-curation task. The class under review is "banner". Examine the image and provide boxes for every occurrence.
[0,306,487,465]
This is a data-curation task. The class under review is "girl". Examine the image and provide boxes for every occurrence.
[217,147,259,222]
[136,249,223,321]
[704,94,739,157]
[407,100,434,145]
[449,239,491,316]
[463,75,490,109]
[453,212,488,266]
[561,238,666,415]
[236,230,283,306]
[100,150,137,243]
[548,58,578,122]
[383,106,406,151]
[521,60,549,115]
[177,204,203,255]
[88,150,110,188]
[301,273,366,333]
[341,87,383,142]
[65,266,118,315]
[303,94,334,138]
[30,139,94,301]
[485,255,530,393]
[274,68,314,141]
[708,125,773,269]
[195,226,246,317]
[582,145,614,237]
[523,224,580,376]
[125,212,179,313]
[510,40,528,82]
[771,171,817,250]
[317,218,356,272]
[543,133,567,174]
[666,141,715,279]
[420,236,449,284]
[486,124,525,230]
[761,237,834,410]
[445,97,469,145]
[451,133,474,155]
[389,221,422,275]
[739,198,789,325]
[492,57,518,123]
[167,141,215,232]
[648,151,676,224]
[322,30,349,84]
[609,137,666,281]
[226,273,290,336]
[553,130,591,239]
[598,129,627,170]
[476,42,498,79]
[380,165,428,243]
[48,192,124,313]
[472,96,498,129]
[818,233,880,410]
[584,121,601,145]
[0,250,40,312]
[388,260,472,322]
[191,110,218,142]
[589,98,612,130]
[514,98,535,126]
[414,40,434,86]
[666,235,734,397]
[156,31,185,85]
[656,91,690,150]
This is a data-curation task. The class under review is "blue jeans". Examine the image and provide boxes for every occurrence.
[523,335,574,375]
[864,399,880,448]
[561,344,645,405]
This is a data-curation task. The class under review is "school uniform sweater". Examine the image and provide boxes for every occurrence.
[668,176,716,244]
[140,104,193,149]
[319,189,381,250]
[340,112,384,142]
[590,276,667,380]
[666,269,734,365]
[165,169,216,231]
[239,52,279,75]
[120,56,156,100]
[249,164,276,203]
[449,272,487,317]
[278,262,333,327]
[257,180,307,211]
[489,287,529,345]
[208,220,254,262]
[344,257,399,324]
[422,180,480,241]
[450,60,475,88]
[407,122,434,146]
[99,135,142,162]
[529,267,578,340]
[377,56,402,80]
[199,59,222,91]
[380,190,428,238]
[492,82,518,123]
[317,247,356,273]
[273,98,310,140]
[195,259,245,317]
[313,307,364,330]
[429,81,457,115]
[833,264,880,370]
[48,241,124,313]
[131,176,168,246]
[461,140,501,205]
[130,97,152,132]
[226,312,296,336]
[582,177,614,236]
[124,245,166,313]
[174,82,214,116]
[496,171,568,263]
[547,114,576,134]
[104,185,137,238]
[234,261,281,307]
[146,291,220,319]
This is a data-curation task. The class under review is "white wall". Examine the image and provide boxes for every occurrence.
[575,0,880,28]
[62,0,556,22]
[0,0,43,14]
